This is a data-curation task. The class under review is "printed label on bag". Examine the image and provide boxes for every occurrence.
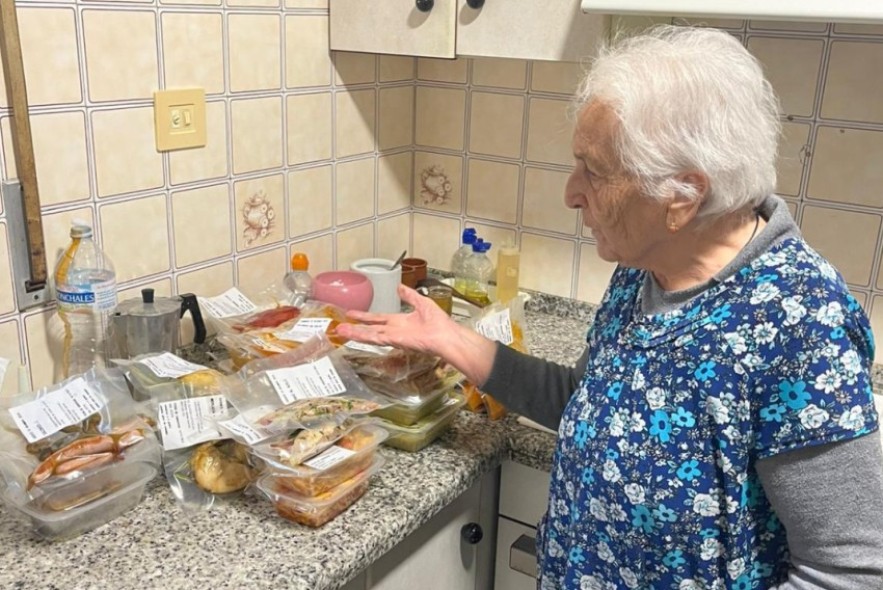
[303,445,356,470]
[265,356,347,405]
[274,318,333,343]
[218,413,271,445]
[200,288,257,319]
[8,378,105,443]
[343,341,394,355]
[140,352,209,379]
[475,308,513,345]
[157,395,228,451]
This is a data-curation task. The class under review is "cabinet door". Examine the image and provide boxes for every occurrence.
[494,517,539,590]
[330,0,457,58]
[455,0,609,61]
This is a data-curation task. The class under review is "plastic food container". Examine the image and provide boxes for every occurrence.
[258,454,385,527]
[269,423,388,497]
[380,393,465,452]
[370,384,450,426]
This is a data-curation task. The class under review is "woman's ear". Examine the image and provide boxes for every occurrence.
[665,171,708,231]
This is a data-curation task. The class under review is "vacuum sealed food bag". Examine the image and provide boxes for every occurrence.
[246,415,366,470]
[121,351,230,402]
[162,439,258,511]
[0,369,161,539]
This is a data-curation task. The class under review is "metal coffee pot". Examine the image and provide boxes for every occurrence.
[112,288,206,359]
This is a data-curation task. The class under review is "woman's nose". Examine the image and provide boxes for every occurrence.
[564,173,586,209]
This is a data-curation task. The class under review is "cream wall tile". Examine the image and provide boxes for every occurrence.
[286,0,327,6]
[523,168,578,234]
[850,291,868,309]
[0,224,15,314]
[291,234,333,275]
[234,174,284,251]
[334,52,376,85]
[229,15,281,92]
[531,61,581,95]
[289,165,333,237]
[100,195,170,282]
[1,112,89,205]
[472,58,527,90]
[287,92,332,165]
[469,224,516,261]
[337,158,376,225]
[526,98,573,166]
[822,42,883,123]
[414,151,462,214]
[577,242,617,304]
[230,0,278,7]
[336,223,375,270]
[380,56,415,82]
[92,108,164,197]
[0,8,81,107]
[0,320,22,396]
[170,101,228,185]
[84,10,158,102]
[161,0,221,4]
[415,87,466,150]
[42,208,95,270]
[412,213,459,271]
[870,296,883,358]
[520,233,574,297]
[776,122,809,197]
[747,37,822,118]
[162,12,224,95]
[878,250,883,290]
[466,159,519,224]
[801,206,881,286]
[377,214,410,262]
[336,90,376,158]
[25,309,59,388]
[379,86,414,150]
[172,184,232,267]
[678,18,744,28]
[784,200,798,219]
[469,92,524,159]
[117,279,172,303]
[231,97,283,174]
[808,127,883,207]
[286,15,332,88]
[834,24,883,35]
[378,153,412,215]
[177,262,233,296]
[237,246,286,293]
[749,20,827,32]
[417,58,467,83]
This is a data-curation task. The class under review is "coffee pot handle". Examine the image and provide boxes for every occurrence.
[179,293,207,344]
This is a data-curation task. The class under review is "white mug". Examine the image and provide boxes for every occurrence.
[350,258,401,313]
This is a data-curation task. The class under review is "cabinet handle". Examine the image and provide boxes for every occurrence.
[415,0,434,12]
[466,0,485,8]
[460,522,483,544]
[509,534,537,578]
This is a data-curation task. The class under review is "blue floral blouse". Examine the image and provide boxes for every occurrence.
[538,237,879,590]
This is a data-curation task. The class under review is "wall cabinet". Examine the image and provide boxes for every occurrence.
[329,0,610,61]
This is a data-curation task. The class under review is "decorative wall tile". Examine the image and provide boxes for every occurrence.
[414,151,462,213]
[286,15,332,88]
[776,122,809,197]
[0,224,16,315]
[337,158,376,225]
[522,167,578,234]
[415,87,466,150]
[520,233,574,297]
[228,14,281,92]
[747,37,822,118]
[469,92,525,159]
[417,57,467,83]
[289,165,333,236]
[162,12,224,95]
[287,92,333,165]
[577,242,617,304]
[169,101,229,185]
[380,56,415,82]
[379,86,414,151]
[465,159,519,224]
[378,153,412,215]
[800,205,881,286]
[378,214,410,262]
[172,184,233,267]
[92,107,164,197]
[237,246,286,294]
[291,234,333,276]
[530,61,581,95]
[808,127,883,207]
[231,97,284,174]
[234,174,284,251]
[526,97,573,166]
[472,58,527,90]
[822,42,883,124]
[336,90,376,158]
[100,195,170,282]
[84,10,158,102]
[0,319,22,396]
[334,52,376,86]
[412,213,459,271]
[336,223,375,270]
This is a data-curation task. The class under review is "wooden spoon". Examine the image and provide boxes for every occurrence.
[416,278,489,309]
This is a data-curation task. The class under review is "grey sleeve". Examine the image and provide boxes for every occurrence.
[479,343,590,431]
[757,430,883,590]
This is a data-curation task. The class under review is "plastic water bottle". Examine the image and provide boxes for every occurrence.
[463,239,493,306]
[284,252,313,307]
[54,222,117,378]
[451,228,478,293]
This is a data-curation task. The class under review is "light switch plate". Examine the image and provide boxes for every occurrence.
[153,88,207,152]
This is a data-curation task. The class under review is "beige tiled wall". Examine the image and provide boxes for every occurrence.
[0,1,413,390]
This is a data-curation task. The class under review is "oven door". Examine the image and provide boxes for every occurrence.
[494,516,538,590]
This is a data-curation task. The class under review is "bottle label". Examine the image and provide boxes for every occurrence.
[157,395,229,451]
[265,356,347,405]
[8,377,105,443]
[57,279,116,313]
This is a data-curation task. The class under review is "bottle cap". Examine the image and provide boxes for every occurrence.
[291,252,310,271]
[472,240,492,253]
[462,228,477,245]
[70,220,93,239]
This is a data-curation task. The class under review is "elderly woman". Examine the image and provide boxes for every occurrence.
[337,26,883,589]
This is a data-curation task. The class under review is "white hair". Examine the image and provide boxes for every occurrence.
[575,25,782,219]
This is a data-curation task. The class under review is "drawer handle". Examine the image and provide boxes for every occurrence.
[415,0,434,12]
[509,534,537,578]
[461,522,484,544]
[466,0,485,8]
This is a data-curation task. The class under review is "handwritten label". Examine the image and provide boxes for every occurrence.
[275,318,333,343]
[157,395,228,451]
[140,352,208,379]
[475,308,514,345]
[200,288,257,319]
[265,357,346,405]
[8,378,105,443]
[303,445,356,471]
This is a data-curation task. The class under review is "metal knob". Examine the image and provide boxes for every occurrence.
[460,522,483,544]
[466,0,485,7]
[416,0,434,11]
